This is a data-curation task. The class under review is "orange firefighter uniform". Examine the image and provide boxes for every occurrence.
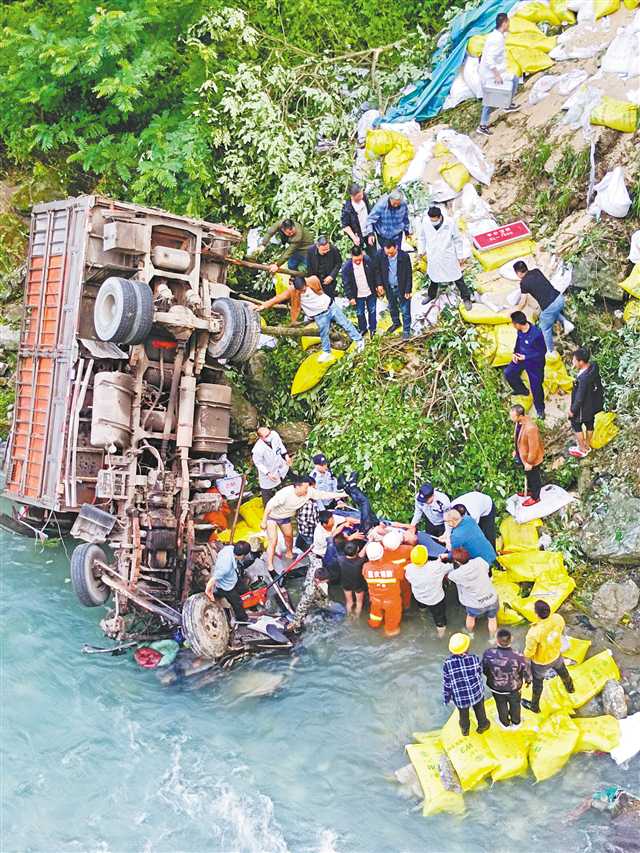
[362,544,413,637]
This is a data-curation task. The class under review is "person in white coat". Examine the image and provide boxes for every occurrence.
[418,206,472,309]
[251,426,291,504]
[477,13,519,136]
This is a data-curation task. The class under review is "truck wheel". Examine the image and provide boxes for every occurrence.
[207,298,245,360]
[94,277,153,344]
[182,593,230,659]
[70,543,111,607]
[231,302,261,363]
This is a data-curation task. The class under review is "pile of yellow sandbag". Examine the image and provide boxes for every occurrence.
[466,13,557,77]
[364,129,415,188]
[407,647,622,815]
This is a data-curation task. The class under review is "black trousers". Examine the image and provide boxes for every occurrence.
[492,690,522,726]
[417,598,447,628]
[420,518,445,537]
[427,276,470,302]
[216,579,246,622]
[261,486,277,505]
[532,659,574,709]
[525,465,543,501]
[478,503,496,550]
[458,699,489,735]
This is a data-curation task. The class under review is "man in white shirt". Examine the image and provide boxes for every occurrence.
[251,426,290,504]
[478,12,519,137]
[341,246,378,336]
[418,206,472,310]
[449,490,496,549]
[261,477,346,571]
[404,544,449,637]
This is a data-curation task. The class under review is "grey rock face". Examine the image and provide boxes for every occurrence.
[591,580,640,623]
[601,678,628,720]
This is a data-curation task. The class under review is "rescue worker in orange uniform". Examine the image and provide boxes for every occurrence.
[362,532,412,637]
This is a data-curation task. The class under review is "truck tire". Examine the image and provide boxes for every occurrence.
[182,593,230,659]
[207,298,245,360]
[231,302,261,363]
[94,277,154,345]
[122,279,154,345]
[70,543,111,607]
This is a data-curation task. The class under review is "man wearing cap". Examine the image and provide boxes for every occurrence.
[341,184,374,255]
[362,535,412,637]
[410,482,450,538]
[364,190,411,251]
[309,453,338,509]
[375,241,413,339]
[306,236,343,299]
[404,544,449,637]
[252,274,364,363]
[442,633,490,736]
[418,206,472,310]
[251,426,291,505]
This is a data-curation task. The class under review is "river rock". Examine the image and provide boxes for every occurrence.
[591,579,640,623]
[245,350,276,403]
[601,679,628,719]
[574,694,604,717]
[276,421,311,452]
[580,497,640,566]
[0,326,19,352]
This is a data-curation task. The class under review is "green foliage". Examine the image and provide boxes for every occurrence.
[299,319,519,519]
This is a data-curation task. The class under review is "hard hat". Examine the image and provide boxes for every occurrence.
[410,544,428,565]
[382,530,403,551]
[449,633,471,655]
[365,541,384,562]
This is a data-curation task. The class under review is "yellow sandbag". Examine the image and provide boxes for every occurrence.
[492,324,518,367]
[511,393,533,411]
[217,521,263,544]
[475,326,498,365]
[505,48,523,77]
[543,351,574,395]
[291,349,345,396]
[512,566,576,621]
[473,239,537,271]
[481,701,535,780]
[499,516,541,553]
[573,716,621,753]
[562,635,591,665]
[467,35,487,56]
[497,550,566,582]
[440,712,498,791]
[506,31,558,52]
[595,0,620,17]
[509,14,545,32]
[493,577,526,625]
[301,335,322,350]
[520,670,575,716]
[383,138,415,187]
[433,142,450,157]
[568,649,620,710]
[506,45,555,74]
[550,0,577,22]
[591,411,618,449]
[624,0,639,8]
[439,160,470,192]
[620,264,640,298]
[238,497,264,530]
[459,303,511,325]
[274,272,291,295]
[529,713,579,781]
[590,97,638,133]
[406,736,466,816]
[624,298,640,323]
[516,1,562,23]
[365,128,397,158]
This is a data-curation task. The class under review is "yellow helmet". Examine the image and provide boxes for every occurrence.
[449,633,471,654]
[410,544,428,565]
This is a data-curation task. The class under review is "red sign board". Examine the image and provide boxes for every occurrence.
[473,220,531,252]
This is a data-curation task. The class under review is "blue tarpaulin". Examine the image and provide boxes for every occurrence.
[382,0,520,123]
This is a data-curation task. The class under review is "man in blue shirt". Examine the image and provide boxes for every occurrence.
[503,310,547,419]
[205,541,252,623]
[375,241,412,339]
[364,189,411,250]
[442,632,490,736]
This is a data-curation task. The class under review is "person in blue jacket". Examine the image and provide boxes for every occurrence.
[503,311,547,419]
[443,506,497,567]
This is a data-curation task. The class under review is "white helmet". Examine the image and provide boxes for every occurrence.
[382,530,403,551]
[365,541,384,561]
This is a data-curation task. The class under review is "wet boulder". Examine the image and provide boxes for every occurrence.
[580,497,640,566]
[591,579,640,623]
[601,679,628,720]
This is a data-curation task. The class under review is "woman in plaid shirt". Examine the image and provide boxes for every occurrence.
[442,633,490,736]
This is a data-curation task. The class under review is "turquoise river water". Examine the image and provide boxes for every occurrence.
[2,527,637,853]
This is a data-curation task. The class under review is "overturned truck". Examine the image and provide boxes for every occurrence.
[2,195,292,659]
